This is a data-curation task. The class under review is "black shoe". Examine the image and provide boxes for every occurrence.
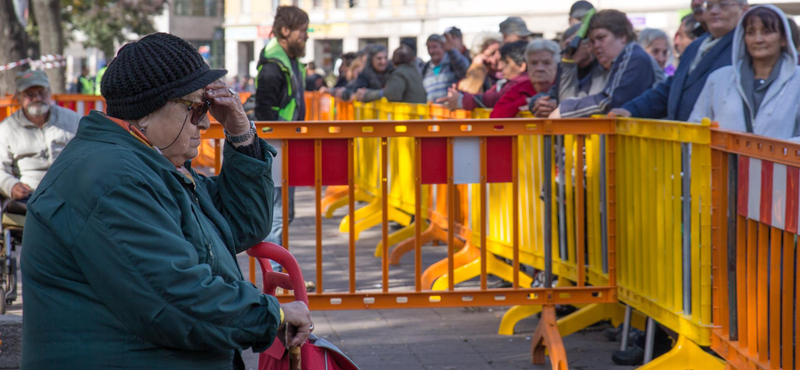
[612,345,644,366]
[604,325,623,341]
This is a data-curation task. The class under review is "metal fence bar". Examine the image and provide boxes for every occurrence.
[681,143,692,316]
[726,153,738,341]
[544,135,553,287]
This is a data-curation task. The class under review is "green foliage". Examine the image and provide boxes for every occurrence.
[61,0,166,57]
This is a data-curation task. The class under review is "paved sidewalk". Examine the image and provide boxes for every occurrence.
[238,188,634,370]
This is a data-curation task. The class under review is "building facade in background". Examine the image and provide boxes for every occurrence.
[64,0,224,90]
[223,0,800,80]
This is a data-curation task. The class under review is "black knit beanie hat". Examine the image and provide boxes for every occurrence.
[101,32,227,120]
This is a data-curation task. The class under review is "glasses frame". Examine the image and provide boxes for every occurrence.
[171,98,211,126]
[702,0,739,12]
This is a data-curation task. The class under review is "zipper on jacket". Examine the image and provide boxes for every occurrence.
[189,193,216,266]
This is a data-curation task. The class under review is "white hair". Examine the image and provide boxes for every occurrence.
[525,39,560,65]
[638,28,670,49]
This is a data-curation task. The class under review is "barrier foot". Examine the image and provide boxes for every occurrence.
[339,196,382,232]
[498,279,574,335]
[321,185,349,209]
[498,305,543,335]
[390,222,464,265]
[635,335,725,370]
[325,189,375,218]
[432,251,533,291]
[531,305,569,370]
[421,242,481,289]
[375,219,429,258]
[347,205,413,242]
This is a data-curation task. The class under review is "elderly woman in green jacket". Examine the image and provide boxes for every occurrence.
[21,33,312,370]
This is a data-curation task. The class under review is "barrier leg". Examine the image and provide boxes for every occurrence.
[420,242,480,289]
[391,221,435,265]
[635,336,725,370]
[325,189,374,218]
[321,186,351,212]
[432,252,533,291]
[499,279,574,336]
[643,317,656,363]
[621,305,632,351]
[375,219,430,259]
[498,305,543,335]
[339,197,382,232]
[348,205,412,241]
[531,305,569,370]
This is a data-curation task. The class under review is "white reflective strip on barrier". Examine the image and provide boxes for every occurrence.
[267,139,282,185]
[747,157,761,222]
[453,137,480,184]
[772,163,787,230]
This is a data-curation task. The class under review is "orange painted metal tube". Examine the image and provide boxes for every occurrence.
[606,135,617,288]
[447,138,455,291]
[756,223,768,363]
[480,137,488,290]
[576,135,586,287]
[348,139,356,294]
[737,215,749,349]
[381,137,389,293]
[784,230,795,370]
[282,140,289,250]
[414,138,423,292]
[315,139,323,294]
[512,136,520,289]
[768,227,780,369]
[710,149,728,339]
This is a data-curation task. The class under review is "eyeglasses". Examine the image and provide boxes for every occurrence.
[692,6,705,14]
[20,88,50,100]
[171,99,210,125]
[702,0,740,11]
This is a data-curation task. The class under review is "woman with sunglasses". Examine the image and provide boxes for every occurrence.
[20,33,312,370]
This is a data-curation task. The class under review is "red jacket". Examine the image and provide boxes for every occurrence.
[461,74,530,111]
[490,77,550,118]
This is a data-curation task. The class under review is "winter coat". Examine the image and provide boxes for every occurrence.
[0,105,80,198]
[559,42,665,118]
[365,64,427,104]
[622,30,736,121]
[490,75,549,118]
[22,111,282,369]
[689,5,800,140]
[461,73,529,111]
[422,49,471,102]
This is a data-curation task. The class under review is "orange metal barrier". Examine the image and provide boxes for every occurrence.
[202,117,620,369]
[710,129,800,370]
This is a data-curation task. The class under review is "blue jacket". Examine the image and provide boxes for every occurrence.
[622,31,735,121]
[560,43,663,118]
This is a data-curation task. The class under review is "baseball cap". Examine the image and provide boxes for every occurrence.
[499,17,534,37]
[570,1,595,20]
[15,69,50,92]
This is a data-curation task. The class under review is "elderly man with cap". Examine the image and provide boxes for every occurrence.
[500,16,534,43]
[423,33,471,102]
[21,32,312,370]
[0,70,80,213]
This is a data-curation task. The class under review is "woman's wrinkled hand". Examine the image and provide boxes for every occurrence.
[277,301,313,348]
[204,79,250,136]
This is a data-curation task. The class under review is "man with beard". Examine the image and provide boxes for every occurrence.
[255,5,308,122]
[0,70,80,212]
[254,6,307,263]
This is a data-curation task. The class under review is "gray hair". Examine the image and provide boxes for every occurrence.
[638,28,670,49]
[470,31,503,57]
[525,39,560,65]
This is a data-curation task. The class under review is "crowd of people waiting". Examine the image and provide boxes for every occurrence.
[275,0,800,141]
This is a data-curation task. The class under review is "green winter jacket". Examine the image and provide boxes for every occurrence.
[21,111,281,370]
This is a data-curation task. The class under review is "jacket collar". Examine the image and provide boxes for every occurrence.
[13,104,55,128]
[686,30,735,85]
[76,111,196,187]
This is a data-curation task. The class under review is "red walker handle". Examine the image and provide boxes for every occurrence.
[246,242,309,305]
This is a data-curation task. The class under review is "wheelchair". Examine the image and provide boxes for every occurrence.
[0,201,24,314]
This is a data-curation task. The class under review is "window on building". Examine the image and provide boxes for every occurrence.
[313,0,322,7]
[349,0,358,7]
[272,0,279,12]
[174,0,217,16]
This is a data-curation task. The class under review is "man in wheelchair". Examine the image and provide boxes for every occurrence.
[0,70,80,311]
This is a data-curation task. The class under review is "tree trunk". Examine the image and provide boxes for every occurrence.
[32,0,65,93]
[0,0,28,96]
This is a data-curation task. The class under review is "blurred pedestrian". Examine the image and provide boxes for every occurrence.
[457,32,502,94]
[334,52,357,88]
[491,39,559,118]
[365,45,427,103]
[613,0,750,121]
[555,9,665,118]
[305,61,326,91]
[401,38,426,75]
[445,26,471,60]
[351,45,394,102]
[438,41,529,111]
[499,17,534,43]
[422,34,470,102]
[569,1,595,26]
[690,5,800,139]
[639,28,672,71]
[675,14,699,57]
